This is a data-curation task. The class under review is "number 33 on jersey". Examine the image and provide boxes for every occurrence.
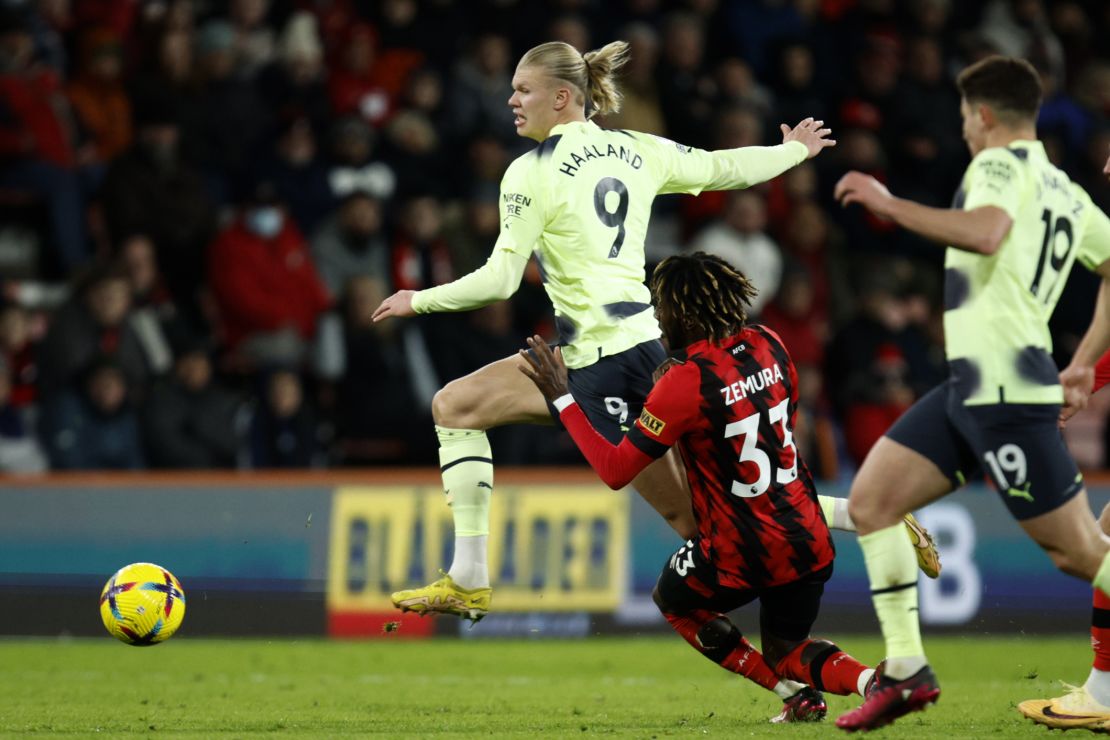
[624,324,834,590]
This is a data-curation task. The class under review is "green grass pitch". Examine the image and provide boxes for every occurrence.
[0,635,1092,737]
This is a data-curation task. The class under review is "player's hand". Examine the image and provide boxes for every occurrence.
[518,335,569,401]
[652,357,682,384]
[780,117,836,160]
[834,171,896,219]
[371,290,416,322]
[1059,363,1095,424]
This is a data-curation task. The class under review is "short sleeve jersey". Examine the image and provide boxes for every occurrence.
[624,325,834,590]
[494,120,807,369]
[945,140,1110,405]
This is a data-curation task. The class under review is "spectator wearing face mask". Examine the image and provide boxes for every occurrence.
[207,179,332,370]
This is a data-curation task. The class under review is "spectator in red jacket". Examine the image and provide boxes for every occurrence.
[0,7,88,272]
[327,22,392,126]
[66,27,132,162]
[207,180,332,369]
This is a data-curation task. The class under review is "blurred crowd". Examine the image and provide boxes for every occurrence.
[0,0,1108,475]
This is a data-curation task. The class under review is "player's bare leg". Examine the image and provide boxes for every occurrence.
[1019,490,1110,581]
[391,353,551,621]
[635,450,942,578]
[632,449,696,540]
[818,495,941,578]
[1088,503,1110,705]
[836,437,950,731]
[1021,150,1110,730]
[1018,499,1110,731]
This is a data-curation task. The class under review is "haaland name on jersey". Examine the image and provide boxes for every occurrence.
[557,142,644,177]
[721,363,785,406]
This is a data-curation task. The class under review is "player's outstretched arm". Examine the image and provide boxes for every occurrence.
[519,336,654,489]
[779,117,836,160]
[518,337,570,401]
[834,172,1012,254]
[1061,275,1110,418]
[371,248,530,322]
[652,117,834,195]
[372,290,416,322]
[1061,170,1110,422]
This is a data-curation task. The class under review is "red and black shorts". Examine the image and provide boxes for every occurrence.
[655,538,833,642]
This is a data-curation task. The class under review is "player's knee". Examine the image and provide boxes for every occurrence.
[761,635,796,668]
[663,510,696,540]
[696,617,742,663]
[1045,546,1099,581]
[651,584,670,613]
[696,617,735,648]
[432,382,474,428]
[846,493,881,532]
[800,638,837,664]
[848,482,907,532]
[1099,503,1110,536]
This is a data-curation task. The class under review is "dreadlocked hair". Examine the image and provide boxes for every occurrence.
[651,252,759,344]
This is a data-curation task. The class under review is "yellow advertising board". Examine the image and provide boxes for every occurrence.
[327,485,629,613]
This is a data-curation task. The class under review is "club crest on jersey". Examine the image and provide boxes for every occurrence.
[639,408,665,436]
[721,364,784,406]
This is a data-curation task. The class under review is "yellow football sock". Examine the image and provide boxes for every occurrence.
[437,426,493,536]
[819,495,854,531]
[1094,551,1110,597]
[860,523,925,673]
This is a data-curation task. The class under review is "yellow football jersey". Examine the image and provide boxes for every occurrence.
[944,140,1110,405]
[490,120,807,368]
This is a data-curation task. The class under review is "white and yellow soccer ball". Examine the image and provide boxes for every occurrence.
[99,563,186,646]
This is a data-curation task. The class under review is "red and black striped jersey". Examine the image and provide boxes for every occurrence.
[627,324,834,590]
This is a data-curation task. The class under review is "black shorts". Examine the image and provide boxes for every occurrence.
[655,539,833,642]
[885,380,1083,520]
[543,339,667,444]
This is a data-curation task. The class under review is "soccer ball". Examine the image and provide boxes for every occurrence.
[99,563,186,646]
